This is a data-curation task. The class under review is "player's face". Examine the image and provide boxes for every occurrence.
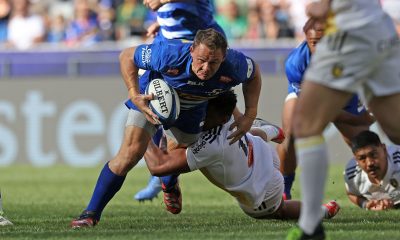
[354,144,388,181]
[190,43,225,81]
[306,22,325,54]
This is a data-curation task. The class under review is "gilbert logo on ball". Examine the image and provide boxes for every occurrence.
[145,78,180,126]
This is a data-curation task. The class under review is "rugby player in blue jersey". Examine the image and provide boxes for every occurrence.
[70,28,262,228]
[134,0,226,207]
[277,18,374,200]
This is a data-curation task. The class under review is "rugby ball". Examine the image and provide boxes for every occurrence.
[145,78,180,126]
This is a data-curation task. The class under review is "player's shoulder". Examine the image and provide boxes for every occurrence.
[223,48,255,79]
[387,145,400,165]
[286,41,309,66]
[190,125,224,155]
[344,158,362,182]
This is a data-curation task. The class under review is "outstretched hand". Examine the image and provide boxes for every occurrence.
[227,115,254,144]
[143,0,164,11]
[131,93,160,125]
[146,22,160,38]
[306,0,330,19]
[366,199,394,211]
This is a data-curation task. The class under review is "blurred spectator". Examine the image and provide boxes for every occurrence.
[97,4,115,41]
[215,0,247,40]
[0,0,11,42]
[381,0,400,36]
[65,0,100,47]
[47,14,66,43]
[244,7,264,39]
[259,0,294,39]
[115,0,146,40]
[7,0,45,49]
[285,0,307,41]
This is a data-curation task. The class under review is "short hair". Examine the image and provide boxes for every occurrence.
[193,29,228,56]
[208,90,237,118]
[303,18,324,34]
[350,130,382,153]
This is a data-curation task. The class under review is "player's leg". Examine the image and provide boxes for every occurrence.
[334,121,371,146]
[71,110,154,228]
[292,81,352,236]
[268,199,340,220]
[277,96,297,200]
[369,93,400,144]
[134,128,163,201]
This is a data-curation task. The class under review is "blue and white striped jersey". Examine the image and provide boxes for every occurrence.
[344,145,400,205]
[155,0,224,41]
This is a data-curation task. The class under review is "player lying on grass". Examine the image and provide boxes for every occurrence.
[144,91,340,220]
[344,130,400,210]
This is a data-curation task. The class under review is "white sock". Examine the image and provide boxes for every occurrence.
[256,125,280,141]
[296,135,328,235]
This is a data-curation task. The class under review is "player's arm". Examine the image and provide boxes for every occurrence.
[346,191,394,210]
[334,110,375,126]
[346,191,369,209]
[144,140,191,176]
[144,0,189,11]
[228,63,261,144]
[119,46,159,124]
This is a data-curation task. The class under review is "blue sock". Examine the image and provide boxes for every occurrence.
[86,162,126,220]
[160,174,179,191]
[283,173,295,198]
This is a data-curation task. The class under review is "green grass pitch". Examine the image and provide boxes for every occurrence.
[0,164,399,239]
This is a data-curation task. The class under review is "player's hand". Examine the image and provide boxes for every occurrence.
[306,0,330,19]
[146,22,160,38]
[131,93,161,125]
[143,0,163,11]
[227,115,254,144]
[377,199,394,210]
[366,199,394,211]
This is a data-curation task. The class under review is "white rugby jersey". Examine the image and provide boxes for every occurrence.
[328,0,386,31]
[344,145,400,205]
[186,117,278,208]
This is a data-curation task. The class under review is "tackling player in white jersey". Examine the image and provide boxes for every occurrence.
[344,130,400,210]
[143,91,340,220]
[289,0,400,239]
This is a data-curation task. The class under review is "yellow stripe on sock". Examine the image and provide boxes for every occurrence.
[295,135,325,149]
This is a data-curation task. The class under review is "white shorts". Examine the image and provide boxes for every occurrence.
[285,92,298,102]
[125,109,199,145]
[305,14,400,103]
[239,169,284,218]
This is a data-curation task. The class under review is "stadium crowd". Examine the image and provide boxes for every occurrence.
[1,0,397,50]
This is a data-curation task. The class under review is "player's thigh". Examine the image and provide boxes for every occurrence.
[369,93,400,144]
[281,96,297,136]
[278,97,297,171]
[293,81,353,137]
[334,122,370,146]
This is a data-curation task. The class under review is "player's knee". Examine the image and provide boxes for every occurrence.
[292,117,324,138]
[115,144,145,171]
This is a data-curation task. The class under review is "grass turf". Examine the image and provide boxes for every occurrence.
[0,164,399,239]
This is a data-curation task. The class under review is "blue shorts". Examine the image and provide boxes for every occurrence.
[287,82,365,115]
